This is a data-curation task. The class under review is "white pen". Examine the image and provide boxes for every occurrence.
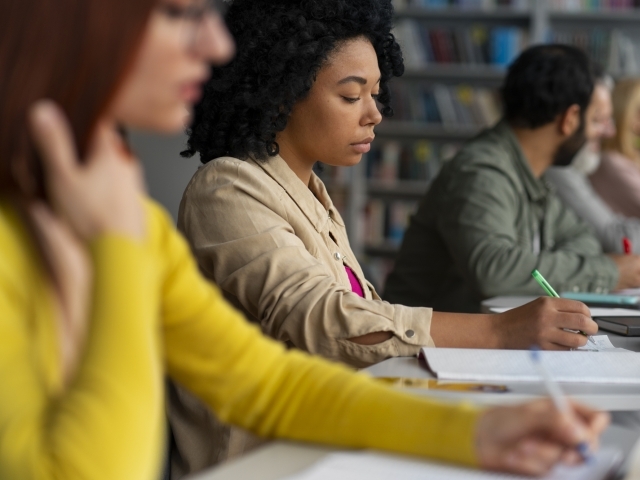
[530,347,592,462]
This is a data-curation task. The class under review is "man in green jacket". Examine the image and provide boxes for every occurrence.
[384,44,640,313]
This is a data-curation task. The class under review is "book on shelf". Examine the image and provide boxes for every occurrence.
[365,140,460,182]
[551,28,640,76]
[392,0,530,10]
[389,82,502,127]
[394,20,528,68]
[364,199,418,248]
[550,0,640,10]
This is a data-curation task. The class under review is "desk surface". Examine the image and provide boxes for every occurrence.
[190,425,640,480]
[481,296,640,353]
[189,344,640,480]
[365,356,640,411]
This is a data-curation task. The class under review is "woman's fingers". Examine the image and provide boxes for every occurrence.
[28,100,78,180]
[476,399,605,475]
[505,439,565,476]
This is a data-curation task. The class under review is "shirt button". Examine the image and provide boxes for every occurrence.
[405,329,415,338]
[596,286,603,293]
[572,286,579,292]
[334,252,342,261]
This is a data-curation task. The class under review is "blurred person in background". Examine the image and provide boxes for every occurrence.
[0,1,608,480]
[545,71,640,255]
[384,45,640,313]
[591,78,640,219]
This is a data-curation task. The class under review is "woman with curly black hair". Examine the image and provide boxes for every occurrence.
[172,0,602,474]
[180,0,595,370]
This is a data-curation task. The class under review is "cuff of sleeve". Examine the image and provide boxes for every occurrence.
[392,304,435,354]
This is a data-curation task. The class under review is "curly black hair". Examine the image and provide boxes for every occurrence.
[182,0,404,163]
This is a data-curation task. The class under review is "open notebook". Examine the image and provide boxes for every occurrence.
[282,449,622,480]
[419,347,640,383]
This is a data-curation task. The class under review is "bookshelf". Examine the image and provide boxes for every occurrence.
[318,0,640,291]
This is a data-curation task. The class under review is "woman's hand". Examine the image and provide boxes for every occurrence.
[29,202,92,386]
[493,297,598,350]
[29,100,145,241]
[475,399,610,476]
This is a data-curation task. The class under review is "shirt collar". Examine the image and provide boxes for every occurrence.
[497,120,551,202]
[250,154,344,231]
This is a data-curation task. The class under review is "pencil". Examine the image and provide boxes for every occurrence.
[530,347,592,462]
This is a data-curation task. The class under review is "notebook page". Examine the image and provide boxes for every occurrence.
[282,449,621,480]
[490,307,640,317]
[420,348,640,383]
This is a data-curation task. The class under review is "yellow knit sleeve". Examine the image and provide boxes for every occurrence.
[156,203,481,467]
[0,229,164,480]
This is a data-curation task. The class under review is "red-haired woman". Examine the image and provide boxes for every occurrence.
[0,0,608,479]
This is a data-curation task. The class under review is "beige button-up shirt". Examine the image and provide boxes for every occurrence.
[168,155,434,478]
[178,154,434,367]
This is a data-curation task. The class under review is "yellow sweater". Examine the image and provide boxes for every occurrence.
[0,197,480,479]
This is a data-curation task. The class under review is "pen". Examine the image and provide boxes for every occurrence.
[531,269,594,344]
[623,237,632,255]
[530,347,592,462]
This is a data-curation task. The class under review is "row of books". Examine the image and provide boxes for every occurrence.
[395,20,527,68]
[393,0,529,9]
[364,199,418,248]
[389,83,502,127]
[365,140,459,182]
[551,29,639,76]
[550,0,640,9]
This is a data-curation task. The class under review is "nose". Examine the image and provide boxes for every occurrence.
[193,12,235,65]
[364,95,383,127]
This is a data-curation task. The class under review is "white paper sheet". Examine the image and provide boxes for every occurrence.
[420,348,640,383]
[490,307,640,317]
[576,335,626,352]
[282,449,621,480]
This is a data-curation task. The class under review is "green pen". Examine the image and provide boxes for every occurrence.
[531,269,594,343]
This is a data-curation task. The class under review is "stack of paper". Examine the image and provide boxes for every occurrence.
[420,348,640,383]
[282,449,621,480]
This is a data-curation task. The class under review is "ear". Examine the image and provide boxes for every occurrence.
[558,104,581,137]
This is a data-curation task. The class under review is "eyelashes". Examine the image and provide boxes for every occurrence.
[341,94,380,104]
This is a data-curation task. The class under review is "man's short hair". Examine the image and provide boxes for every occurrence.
[502,44,595,129]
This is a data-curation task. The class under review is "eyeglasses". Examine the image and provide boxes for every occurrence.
[158,0,229,49]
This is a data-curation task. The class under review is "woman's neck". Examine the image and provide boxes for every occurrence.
[276,142,315,186]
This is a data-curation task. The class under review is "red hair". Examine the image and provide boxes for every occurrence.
[0,0,158,198]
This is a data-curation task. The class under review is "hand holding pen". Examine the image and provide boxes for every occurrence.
[531,269,595,345]
[524,347,610,467]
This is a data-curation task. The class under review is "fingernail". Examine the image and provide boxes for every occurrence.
[31,100,58,126]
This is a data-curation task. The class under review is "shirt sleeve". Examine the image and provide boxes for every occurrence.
[0,234,165,480]
[591,152,640,219]
[177,160,432,367]
[157,203,481,468]
[546,166,640,255]
[436,160,618,298]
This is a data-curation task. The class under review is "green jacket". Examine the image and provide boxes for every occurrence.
[384,120,619,313]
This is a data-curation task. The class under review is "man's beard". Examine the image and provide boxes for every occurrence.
[570,141,601,175]
[553,122,587,167]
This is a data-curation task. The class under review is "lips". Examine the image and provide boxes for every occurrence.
[351,136,374,154]
[180,82,204,103]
